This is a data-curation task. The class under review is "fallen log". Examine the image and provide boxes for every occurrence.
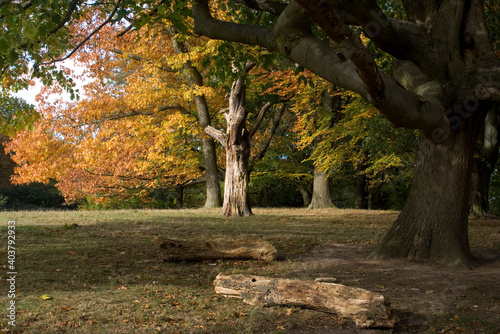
[155,237,277,262]
[214,273,396,328]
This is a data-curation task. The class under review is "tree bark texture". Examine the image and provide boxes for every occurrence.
[370,124,483,267]
[205,65,276,217]
[201,137,223,208]
[205,76,253,216]
[220,76,253,217]
[299,185,312,207]
[222,129,252,216]
[155,238,277,261]
[308,170,336,209]
[214,274,396,328]
[470,105,499,216]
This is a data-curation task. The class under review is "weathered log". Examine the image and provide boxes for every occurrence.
[155,237,277,262]
[214,274,396,328]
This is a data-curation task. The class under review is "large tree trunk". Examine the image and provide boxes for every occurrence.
[470,105,499,216]
[205,72,254,217]
[370,122,483,267]
[175,186,184,209]
[308,170,336,209]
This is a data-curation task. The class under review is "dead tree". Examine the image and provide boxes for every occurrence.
[214,273,396,328]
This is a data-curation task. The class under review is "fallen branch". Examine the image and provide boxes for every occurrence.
[214,274,396,328]
[155,238,277,262]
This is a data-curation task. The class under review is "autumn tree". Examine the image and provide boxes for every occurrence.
[310,95,418,209]
[295,85,340,209]
[167,28,223,208]
[256,66,337,208]
[0,95,38,136]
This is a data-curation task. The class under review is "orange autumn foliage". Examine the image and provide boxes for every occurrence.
[7,18,226,205]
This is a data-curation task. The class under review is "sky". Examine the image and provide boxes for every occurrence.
[13,59,89,106]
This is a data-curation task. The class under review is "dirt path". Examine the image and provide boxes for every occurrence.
[295,244,500,333]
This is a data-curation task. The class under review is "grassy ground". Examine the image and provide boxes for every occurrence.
[0,208,499,333]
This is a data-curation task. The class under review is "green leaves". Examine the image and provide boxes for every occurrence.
[0,95,39,136]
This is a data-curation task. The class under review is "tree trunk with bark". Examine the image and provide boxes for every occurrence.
[222,125,252,217]
[370,122,484,267]
[470,105,499,216]
[299,185,312,207]
[308,170,336,209]
[175,186,184,209]
[201,137,222,208]
[307,88,340,209]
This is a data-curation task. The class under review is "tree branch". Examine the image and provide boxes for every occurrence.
[238,0,287,15]
[193,0,276,50]
[295,0,384,100]
[205,125,228,147]
[47,0,80,35]
[73,105,188,127]
[253,102,286,161]
[194,0,451,141]
[249,102,272,139]
[116,0,170,37]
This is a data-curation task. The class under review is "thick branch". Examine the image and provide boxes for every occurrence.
[295,0,384,99]
[193,0,276,50]
[249,102,272,139]
[205,125,227,147]
[47,0,80,35]
[253,103,286,161]
[194,0,450,141]
[278,1,450,140]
